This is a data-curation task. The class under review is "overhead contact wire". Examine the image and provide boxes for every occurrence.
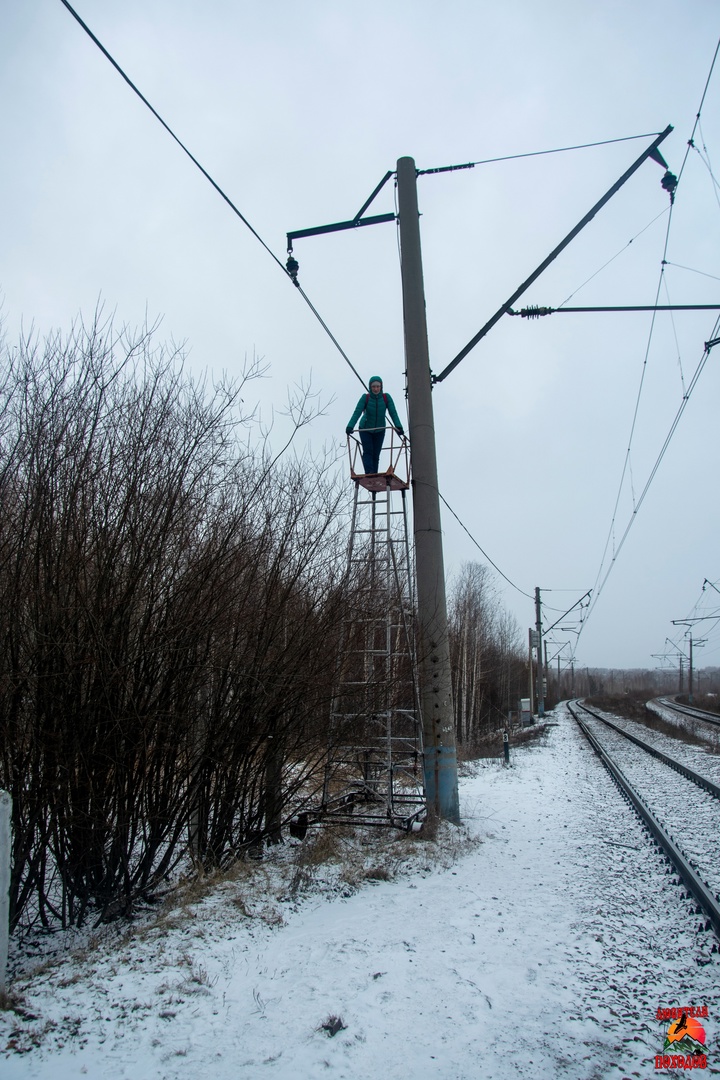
[556,208,669,309]
[295,286,365,386]
[434,487,534,600]
[58,0,286,272]
[586,38,720,626]
[587,253,670,614]
[58,0,366,390]
[589,318,719,624]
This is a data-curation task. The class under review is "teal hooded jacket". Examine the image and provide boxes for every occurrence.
[346,377,404,433]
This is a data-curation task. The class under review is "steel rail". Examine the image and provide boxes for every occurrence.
[655,696,720,729]
[568,700,720,941]
[576,700,720,800]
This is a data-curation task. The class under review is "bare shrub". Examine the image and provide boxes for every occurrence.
[320,1015,346,1037]
[0,312,356,931]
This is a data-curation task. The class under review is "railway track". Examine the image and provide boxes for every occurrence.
[654,696,720,729]
[568,698,720,941]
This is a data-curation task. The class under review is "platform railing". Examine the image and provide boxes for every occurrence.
[346,426,410,488]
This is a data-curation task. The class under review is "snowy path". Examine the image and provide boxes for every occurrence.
[2,704,719,1079]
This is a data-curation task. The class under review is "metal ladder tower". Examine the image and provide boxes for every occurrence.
[298,431,426,832]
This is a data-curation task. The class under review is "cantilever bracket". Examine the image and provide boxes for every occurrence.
[286,212,395,251]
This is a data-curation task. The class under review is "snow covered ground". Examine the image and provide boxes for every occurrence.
[591,701,720,784]
[648,701,720,753]
[2,702,719,1079]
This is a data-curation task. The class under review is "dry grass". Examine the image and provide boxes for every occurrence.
[0,988,25,1014]
[157,957,218,997]
[417,802,439,840]
[230,895,252,917]
[281,810,480,898]
[641,710,718,750]
[457,720,551,762]
[5,799,481,1006]
[294,827,349,867]
[587,693,655,722]
[588,694,720,752]
[363,866,391,881]
[319,1015,346,1037]
[255,904,286,928]
[286,826,357,896]
[178,960,216,993]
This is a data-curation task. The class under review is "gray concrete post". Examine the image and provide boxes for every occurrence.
[396,156,460,823]
[535,587,545,718]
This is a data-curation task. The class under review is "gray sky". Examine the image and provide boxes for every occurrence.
[1,0,719,671]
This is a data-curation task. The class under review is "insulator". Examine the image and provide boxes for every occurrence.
[521,306,553,319]
[286,255,300,285]
[661,170,678,201]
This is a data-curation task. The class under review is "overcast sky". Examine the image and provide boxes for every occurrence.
[1,0,719,672]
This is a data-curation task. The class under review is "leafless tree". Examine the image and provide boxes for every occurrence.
[0,314,354,930]
[448,562,525,746]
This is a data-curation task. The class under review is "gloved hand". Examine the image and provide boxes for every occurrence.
[396,428,404,437]
[346,427,353,435]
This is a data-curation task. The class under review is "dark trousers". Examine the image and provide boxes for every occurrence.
[359,429,385,474]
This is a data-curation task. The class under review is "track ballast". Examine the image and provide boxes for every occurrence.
[569,698,720,942]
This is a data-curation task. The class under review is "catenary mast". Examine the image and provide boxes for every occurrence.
[396,157,460,823]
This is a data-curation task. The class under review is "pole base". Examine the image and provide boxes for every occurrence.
[423,745,460,824]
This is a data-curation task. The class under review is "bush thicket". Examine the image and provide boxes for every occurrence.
[0,316,350,929]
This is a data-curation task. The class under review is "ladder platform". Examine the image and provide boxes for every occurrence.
[307,455,425,836]
[351,469,410,492]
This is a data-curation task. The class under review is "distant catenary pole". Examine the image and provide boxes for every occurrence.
[396,156,460,823]
[535,587,544,718]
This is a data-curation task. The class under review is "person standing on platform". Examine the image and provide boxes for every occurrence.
[346,376,404,474]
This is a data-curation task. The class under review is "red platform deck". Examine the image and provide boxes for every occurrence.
[350,468,410,492]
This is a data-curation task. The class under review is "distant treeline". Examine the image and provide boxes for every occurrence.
[564,668,720,700]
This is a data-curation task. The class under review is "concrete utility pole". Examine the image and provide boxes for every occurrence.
[396,157,460,823]
[528,630,535,718]
[535,587,544,718]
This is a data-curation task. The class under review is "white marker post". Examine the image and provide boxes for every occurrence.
[0,789,11,993]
